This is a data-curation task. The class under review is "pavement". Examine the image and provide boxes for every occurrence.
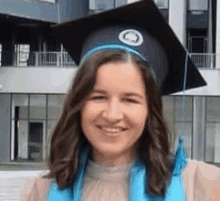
[0,163,48,201]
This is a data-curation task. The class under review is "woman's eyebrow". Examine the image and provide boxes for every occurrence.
[92,89,107,94]
[123,93,144,99]
[92,90,144,99]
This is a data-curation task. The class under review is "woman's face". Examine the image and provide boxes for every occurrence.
[81,60,148,166]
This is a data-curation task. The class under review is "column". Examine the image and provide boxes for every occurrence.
[192,96,206,161]
[169,0,187,47]
[207,0,213,68]
[215,0,220,69]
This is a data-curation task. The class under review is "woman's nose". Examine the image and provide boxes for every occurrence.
[102,99,123,122]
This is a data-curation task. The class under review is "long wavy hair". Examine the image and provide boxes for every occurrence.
[43,49,174,198]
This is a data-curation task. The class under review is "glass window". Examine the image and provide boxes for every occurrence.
[89,0,96,10]
[30,95,46,119]
[47,120,58,140]
[11,94,67,162]
[205,97,220,163]
[175,96,193,122]
[154,0,169,8]
[89,0,114,10]
[162,96,193,157]
[28,120,45,162]
[188,0,208,10]
[162,96,175,136]
[206,97,220,122]
[48,95,65,120]
[12,94,29,120]
[115,0,127,7]
[205,123,220,162]
[46,120,59,155]
[163,96,174,123]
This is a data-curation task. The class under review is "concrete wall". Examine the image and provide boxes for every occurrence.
[0,67,218,96]
[0,67,78,94]
[173,69,220,96]
[169,0,187,47]
[0,94,11,162]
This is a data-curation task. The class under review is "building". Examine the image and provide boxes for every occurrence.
[0,0,219,167]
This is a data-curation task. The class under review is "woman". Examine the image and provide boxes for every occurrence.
[21,0,220,200]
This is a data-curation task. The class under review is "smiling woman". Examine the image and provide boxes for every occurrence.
[20,1,220,201]
[42,49,173,199]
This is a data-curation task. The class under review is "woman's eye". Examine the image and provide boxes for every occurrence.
[91,96,106,100]
[123,98,138,104]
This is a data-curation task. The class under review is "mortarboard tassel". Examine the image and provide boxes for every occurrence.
[171,136,188,175]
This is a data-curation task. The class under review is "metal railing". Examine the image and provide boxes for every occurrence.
[189,53,219,69]
[0,51,76,67]
[1,51,220,69]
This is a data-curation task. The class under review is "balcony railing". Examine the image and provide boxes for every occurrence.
[0,51,77,67]
[189,53,219,69]
[0,51,219,69]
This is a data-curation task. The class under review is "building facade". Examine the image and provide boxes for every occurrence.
[0,0,219,168]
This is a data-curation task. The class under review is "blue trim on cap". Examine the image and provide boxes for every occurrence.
[82,44,146,61]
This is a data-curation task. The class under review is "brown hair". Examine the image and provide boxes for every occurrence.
[43,49,174,198]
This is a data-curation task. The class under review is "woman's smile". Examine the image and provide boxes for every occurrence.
[96,125,128,138]
[97,125,127,133]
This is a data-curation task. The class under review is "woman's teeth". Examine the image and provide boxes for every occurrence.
[98,126,125,133]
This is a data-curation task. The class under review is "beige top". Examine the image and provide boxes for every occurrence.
[20,159,220,201]
[82,159,135,201]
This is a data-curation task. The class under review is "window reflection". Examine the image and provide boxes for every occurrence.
[175,96,193,122]
[30,95,46,119]
[12,94,65,162]
[154,0,169,8]
[12,94,28,119]
[48,95,65,120]
[162,96,193,157]
[188,0,208,10]
[206,97,220,163]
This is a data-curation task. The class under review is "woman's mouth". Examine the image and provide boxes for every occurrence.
[97,126,127,133]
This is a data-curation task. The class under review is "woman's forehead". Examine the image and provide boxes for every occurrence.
[94,61,146,95]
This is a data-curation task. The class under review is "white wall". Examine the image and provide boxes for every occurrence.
[0,67,78,94]
[169,0,187,47]
[173,70,220,96]
[0,67,219,96]
[127,0,140,4]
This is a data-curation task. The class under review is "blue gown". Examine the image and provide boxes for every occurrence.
[48,136,187,201]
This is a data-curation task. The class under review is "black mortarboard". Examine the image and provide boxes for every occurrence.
[51,0,207,95]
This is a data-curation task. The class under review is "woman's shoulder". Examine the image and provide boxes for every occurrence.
[183,159,220,178]
[182,159,220,201]
[20,170,54,201]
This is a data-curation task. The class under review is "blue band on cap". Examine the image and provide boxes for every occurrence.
[82,44,146,61]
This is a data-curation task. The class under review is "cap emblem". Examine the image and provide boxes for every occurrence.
[119,29,143,46]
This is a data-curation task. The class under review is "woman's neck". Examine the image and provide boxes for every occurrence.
[91,149,137,167]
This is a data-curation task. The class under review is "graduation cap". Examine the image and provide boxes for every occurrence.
[51,0,207,95]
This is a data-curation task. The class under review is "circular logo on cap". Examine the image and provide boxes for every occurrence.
[119,29,143,46]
